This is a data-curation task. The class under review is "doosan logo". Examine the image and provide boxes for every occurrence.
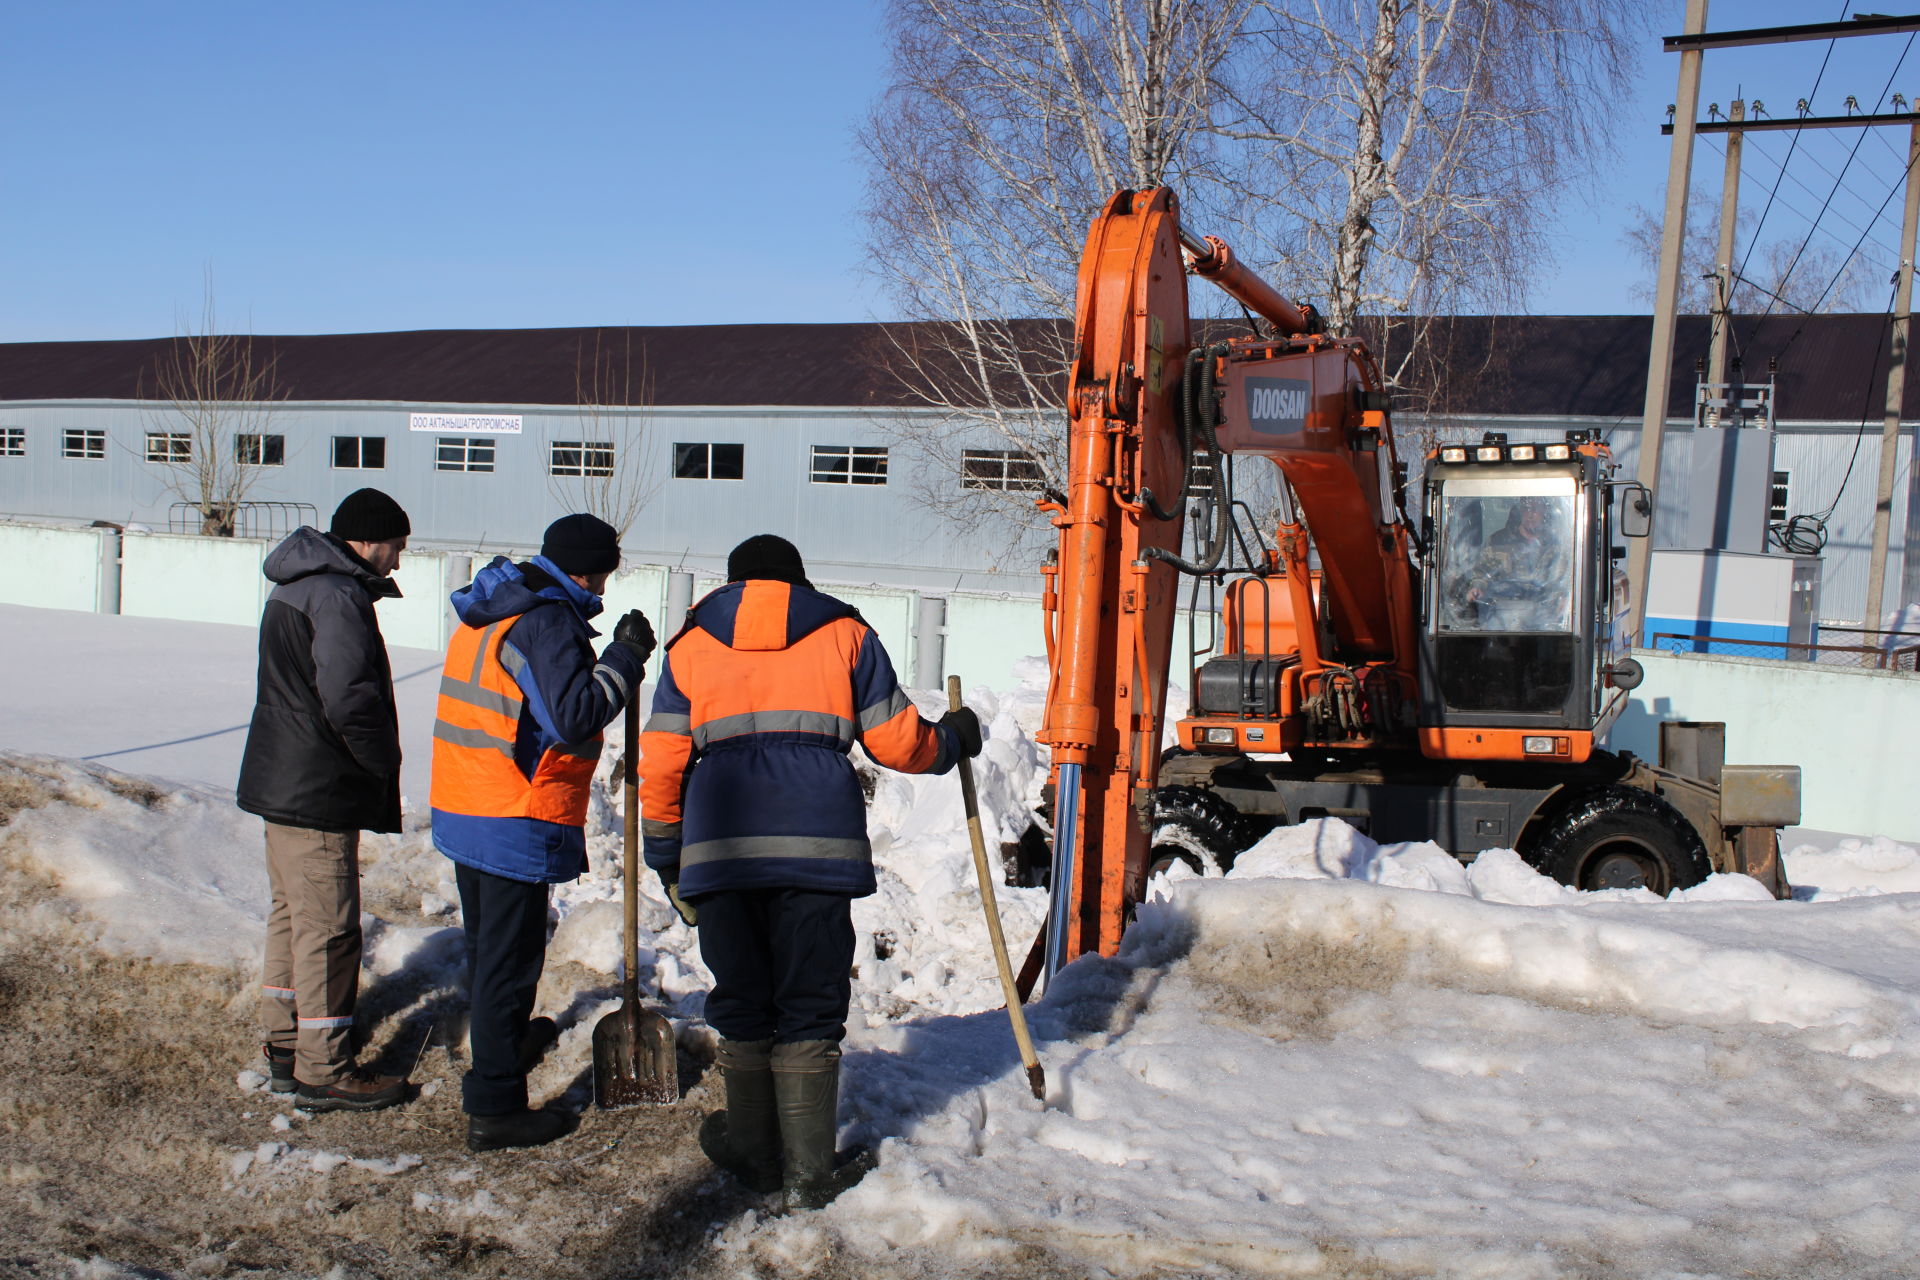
[1245,378,1311,435]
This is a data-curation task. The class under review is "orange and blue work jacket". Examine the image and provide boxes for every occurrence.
[431,557,644,884]
[640,578,958,898]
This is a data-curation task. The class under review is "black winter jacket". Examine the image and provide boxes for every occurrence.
[237,527,404,833]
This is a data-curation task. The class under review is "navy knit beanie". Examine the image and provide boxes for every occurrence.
[726,534,808,585]
[329,488,411,542]
[541,513,622,576]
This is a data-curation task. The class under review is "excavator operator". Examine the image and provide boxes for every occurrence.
[1444,496,1574,632]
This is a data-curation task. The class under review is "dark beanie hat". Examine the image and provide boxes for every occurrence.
[541,513,622,576]
[329,488,411,542]
[726,534,808,585]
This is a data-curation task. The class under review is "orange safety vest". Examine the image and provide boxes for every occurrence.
[431,619,601,824]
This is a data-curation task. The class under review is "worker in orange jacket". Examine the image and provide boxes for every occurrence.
[640,534,981,1209]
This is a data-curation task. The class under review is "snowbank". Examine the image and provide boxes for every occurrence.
[6,647,1920,1276]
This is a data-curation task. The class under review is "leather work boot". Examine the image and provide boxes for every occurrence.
[294,1065,407,1114]
[772,1040,872,1211]
[262,1044,296,1094]
[697,1037,781,1193]
[466,1107,576,1152]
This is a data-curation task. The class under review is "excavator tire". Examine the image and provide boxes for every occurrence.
[1150,786,1249,878]
[1528,784,1712,895]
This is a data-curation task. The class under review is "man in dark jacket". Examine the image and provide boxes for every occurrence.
[640,534,982,1209]
[431,514,655,1152]
[238,488,413,1114]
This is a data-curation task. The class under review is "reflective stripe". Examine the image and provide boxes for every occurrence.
[438,674,521,718]
[433,719,516,758]
[262,986,296,1000]
[693,709,853,749]
[297,1015,354,1029]
[469,621,500,683]
[642,818,682,840]
[645,712,692,737]
[498,641,529,680]
[856,688,910,732]
[682,835,869,865]
[594,663,630,705]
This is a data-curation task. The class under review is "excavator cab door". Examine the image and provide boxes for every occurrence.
[1417,466,1604,760]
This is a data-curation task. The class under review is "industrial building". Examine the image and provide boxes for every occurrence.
[0,316,1914,629]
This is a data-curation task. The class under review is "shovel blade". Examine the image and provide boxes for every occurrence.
[592,1004,678,1108]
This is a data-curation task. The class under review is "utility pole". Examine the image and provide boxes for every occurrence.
[1628,0,1710,645]
[1707,99,1745,390]
[1865,117,1920,628]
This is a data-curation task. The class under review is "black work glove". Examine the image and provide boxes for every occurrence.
[657,868,697,927]
[610,609,656,668]
[941,706,983,759]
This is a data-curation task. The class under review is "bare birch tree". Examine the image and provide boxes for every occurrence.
[1621,192,1879,315]
[1213,0,1642,405]
[141,286,285,537]
[865,0,1643,527]
[861,0,1253,537]
[545,330,658,540]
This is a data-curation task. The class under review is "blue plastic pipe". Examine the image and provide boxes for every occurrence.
[1043,762,1081,989]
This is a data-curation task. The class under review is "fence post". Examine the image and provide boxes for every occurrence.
[664,571,695,638]
[916,595,948,690]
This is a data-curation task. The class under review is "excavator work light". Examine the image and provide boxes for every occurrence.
[1522,736,1568,755]
[1202,727,1237,745]
[1475,445,1503,462]
[1508,444,1537,461]
[1544,443,1572,460]
[1440,446,1469,463]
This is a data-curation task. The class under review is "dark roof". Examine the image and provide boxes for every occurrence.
[0,315,1907,420]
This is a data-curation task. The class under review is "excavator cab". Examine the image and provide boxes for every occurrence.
[1417,433,1633,763]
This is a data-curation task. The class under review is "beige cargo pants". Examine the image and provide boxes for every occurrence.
[259,822,362,1087]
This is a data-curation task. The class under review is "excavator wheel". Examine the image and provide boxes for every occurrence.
[1527,785,1712,895]
[1149,786,1250,878]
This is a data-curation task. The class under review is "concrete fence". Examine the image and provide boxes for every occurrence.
[6,520,1911,840]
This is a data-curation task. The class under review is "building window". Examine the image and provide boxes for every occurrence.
[961,448,1044,492]
[144,432,192,463]
[1770,470,1790,523]
[674,441,744,480]
[550,440,615,478]
[437,436,496,473]
[62,429,105,460]
[0,427,23,457]
[236,433,285,466]
[810,444,888,485]
[333,436,387,469]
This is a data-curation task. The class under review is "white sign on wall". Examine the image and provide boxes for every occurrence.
[408,413,523,435]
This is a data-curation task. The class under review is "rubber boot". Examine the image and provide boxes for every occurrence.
[466,1107,576,1152]
[772,1040,870,1211]
[698,1037,781,1193]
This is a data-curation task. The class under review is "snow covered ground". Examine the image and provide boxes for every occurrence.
[4,603,1919,1278]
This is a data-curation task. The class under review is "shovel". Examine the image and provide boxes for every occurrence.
[592,695,678,1108]
[949,677,1046,1102]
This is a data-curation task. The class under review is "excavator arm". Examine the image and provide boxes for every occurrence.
[1039,187,1415,973]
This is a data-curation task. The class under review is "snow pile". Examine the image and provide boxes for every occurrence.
[1785,833,1920,899]
[736,874,1920,1277]
[9,632,1920,1275]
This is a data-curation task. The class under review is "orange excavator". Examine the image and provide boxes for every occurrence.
[1034,188,1801,978]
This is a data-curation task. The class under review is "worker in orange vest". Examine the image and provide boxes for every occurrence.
[641,534,981,1208]
[431,514,655,1152]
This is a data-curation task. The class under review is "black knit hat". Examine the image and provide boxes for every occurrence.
[541,513,622,576]
[329,488,411,542]
[726,534,808,585]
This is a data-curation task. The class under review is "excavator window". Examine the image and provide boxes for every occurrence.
[1436,491,1577,634]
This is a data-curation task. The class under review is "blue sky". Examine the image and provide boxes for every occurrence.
[3,1,1915,340]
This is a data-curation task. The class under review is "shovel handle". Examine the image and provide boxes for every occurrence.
[948,676,1045,1101]
[623,694,640,1011]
